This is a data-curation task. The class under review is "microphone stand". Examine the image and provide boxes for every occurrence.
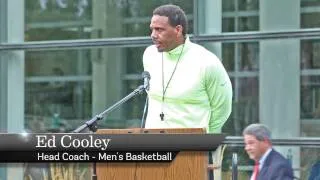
[72,84,146,180]
[140,96,148,129]
[73,85,146,133]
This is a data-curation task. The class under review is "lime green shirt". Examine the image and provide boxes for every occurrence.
[143,37,232,133]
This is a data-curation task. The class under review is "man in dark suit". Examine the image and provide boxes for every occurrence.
[309,161,320,180]
[243,124,294,180]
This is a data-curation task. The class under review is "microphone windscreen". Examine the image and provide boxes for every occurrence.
[142,71,151,79]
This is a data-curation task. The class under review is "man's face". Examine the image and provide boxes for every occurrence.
[244,134,267,162]
[150,15,181,52]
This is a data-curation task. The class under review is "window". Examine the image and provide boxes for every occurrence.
[221,0,259,135]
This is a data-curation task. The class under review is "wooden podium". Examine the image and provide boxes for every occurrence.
[96,128,208,180]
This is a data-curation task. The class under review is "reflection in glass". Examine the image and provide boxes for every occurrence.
[126,47,145,74]
[26,0,91,22]
[222,42,259,71]
[222,43,235,71]
[26,50,91,76]
[124,80,147,128]
[26,0,194,40]
[213,42,260,135]
[301,13,320,28]
[301,0,320,7]
[238,0,259,11]
[25,81,92,132]
[238,17,259,32]
[222,0,259,33]
[222,18,235,32]
[222,0,235,11]
[25,49,92,133]
[301,75,320,119]
[26,0,92,41]
[301,40,320,69]
[223,77,259,135]
[239,42,259,71]
[222,17,259,33]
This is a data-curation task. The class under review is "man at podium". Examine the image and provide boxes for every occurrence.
[143,4,233,180]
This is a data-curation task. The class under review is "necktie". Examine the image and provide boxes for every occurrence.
[252,161,260,180]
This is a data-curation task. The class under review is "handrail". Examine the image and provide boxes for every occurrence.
[1,28,320,51]
[232,153,238,180]
[223,136,320,147]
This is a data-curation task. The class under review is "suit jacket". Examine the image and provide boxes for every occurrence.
[257,149,294,180]
[309,161,320,180]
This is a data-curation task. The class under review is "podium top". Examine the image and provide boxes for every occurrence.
[97,128,207,134]
[96,128,225,151]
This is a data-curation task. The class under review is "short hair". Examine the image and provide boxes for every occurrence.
[153,4,188,36]
[243,124,271,142]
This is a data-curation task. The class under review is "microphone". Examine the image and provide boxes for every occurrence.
[142,71,151,91]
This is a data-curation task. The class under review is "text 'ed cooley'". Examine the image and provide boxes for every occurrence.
[35,135,111,151]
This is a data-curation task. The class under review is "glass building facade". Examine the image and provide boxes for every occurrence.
[1,0,320,179]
